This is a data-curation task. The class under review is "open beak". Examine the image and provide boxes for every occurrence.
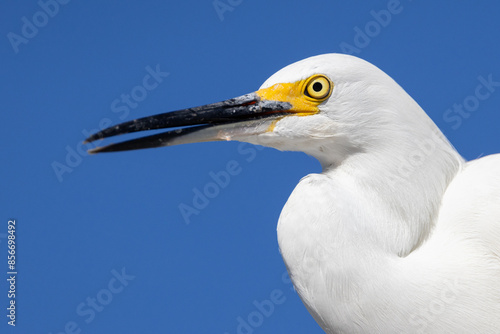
[84,92,292,154]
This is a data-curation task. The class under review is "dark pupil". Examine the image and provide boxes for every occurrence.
[312,82,323,92]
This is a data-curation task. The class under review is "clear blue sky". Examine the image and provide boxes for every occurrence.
[1,1,500,333]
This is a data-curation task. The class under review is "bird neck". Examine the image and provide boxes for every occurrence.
[320,123,464,256]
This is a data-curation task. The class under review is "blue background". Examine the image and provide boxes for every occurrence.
[1,1,500,333]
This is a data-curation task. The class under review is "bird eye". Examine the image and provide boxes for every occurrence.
[305,75,332,100]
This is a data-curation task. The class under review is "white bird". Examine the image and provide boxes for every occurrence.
[86,54,500,333]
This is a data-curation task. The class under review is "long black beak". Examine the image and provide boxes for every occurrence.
[84,93,291,154]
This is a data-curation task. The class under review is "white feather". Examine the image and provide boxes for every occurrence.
[249,54,500,333]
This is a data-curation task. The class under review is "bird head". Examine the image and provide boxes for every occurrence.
[85,54,433,168]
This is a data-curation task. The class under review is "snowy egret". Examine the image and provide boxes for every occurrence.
[86,54,500,333]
